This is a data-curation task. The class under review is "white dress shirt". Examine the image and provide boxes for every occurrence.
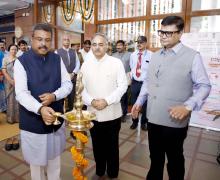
[130,49,152,82]
[16,50,24,57]
[79,48,91,61]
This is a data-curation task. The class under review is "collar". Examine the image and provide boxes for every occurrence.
[62,47,70,51]
[30,48,48,59]
[136,49,147,56]
[160,41,183,55]
[93,53,108,62]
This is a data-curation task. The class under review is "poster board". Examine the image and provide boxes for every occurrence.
[181,32,220,131]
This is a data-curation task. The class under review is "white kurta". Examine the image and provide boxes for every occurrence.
[20,124,65,165]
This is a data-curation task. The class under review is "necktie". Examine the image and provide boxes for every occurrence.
[66,50,70,65]
[136,52,142,77]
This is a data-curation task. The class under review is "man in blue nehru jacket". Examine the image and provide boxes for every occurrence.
[14,23,72,180]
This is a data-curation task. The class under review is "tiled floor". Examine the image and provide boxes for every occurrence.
[0,115,220,180]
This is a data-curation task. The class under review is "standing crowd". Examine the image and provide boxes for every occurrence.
[0,15,211,180]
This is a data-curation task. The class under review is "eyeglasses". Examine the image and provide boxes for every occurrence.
[157,30,180,37]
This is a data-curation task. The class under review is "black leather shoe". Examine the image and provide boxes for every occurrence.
[5,143,12,151]
[5,139,13,151]
[12,142,20,150]
[12,138,20,150]
[130,123,138,129]
[141,124,148,131]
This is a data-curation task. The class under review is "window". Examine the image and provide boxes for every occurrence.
[98,0,147,20]
[151,0,182,15]
[98,21,146,43]
[192,0,220,11]
[190,15,220,32]
[149,19,162,48]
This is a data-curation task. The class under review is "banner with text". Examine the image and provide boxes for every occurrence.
[181,32,220,131]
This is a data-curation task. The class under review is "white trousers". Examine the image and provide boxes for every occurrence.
[30,155,61,180]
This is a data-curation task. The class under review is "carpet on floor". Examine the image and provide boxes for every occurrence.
[0,113,20,141]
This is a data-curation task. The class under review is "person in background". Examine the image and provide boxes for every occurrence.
[113,40,131,122]
[17,39,28,57]
[79,40,91,60]
[129,36,152,131]
[14,23,72,180]
[131,16,211,180]
[107,42,113,56]
[56,34,80,111]
[2,44,20,151]
[81,33,127,179]
[71,42,80,52]
[71,43,84,65]
[0,40,9,57]
[0,49,6,113]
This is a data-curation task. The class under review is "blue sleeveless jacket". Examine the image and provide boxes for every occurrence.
[18,49,64,134]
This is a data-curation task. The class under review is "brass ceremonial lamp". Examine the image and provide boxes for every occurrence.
[54,72,95,180]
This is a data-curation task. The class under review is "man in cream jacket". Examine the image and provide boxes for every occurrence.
[81,33,127,180]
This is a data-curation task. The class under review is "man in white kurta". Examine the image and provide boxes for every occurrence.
[81,33,127,179]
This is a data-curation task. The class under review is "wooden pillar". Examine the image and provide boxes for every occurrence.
[94,0,98,33]
[146,0,152,49]
[34,0,38,24]
[54,3,58,49]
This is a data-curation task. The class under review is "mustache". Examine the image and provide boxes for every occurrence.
[38,46,48,50]
[94,49,101,52]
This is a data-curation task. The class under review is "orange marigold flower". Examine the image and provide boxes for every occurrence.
[81,159,89,167]
[74,132,88,143]
[72,167,81,177]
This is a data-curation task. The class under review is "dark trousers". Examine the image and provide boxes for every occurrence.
[147,123,188,180]
[131,79,147,124]
[90,118,121,178]
[121,89,128,116]
[67,79,76,110]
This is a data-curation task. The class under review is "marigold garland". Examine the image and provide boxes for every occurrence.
[72,167,88,180]
[71,131,89,180]
[73,132,88,143]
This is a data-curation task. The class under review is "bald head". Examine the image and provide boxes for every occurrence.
[62,34,70,49]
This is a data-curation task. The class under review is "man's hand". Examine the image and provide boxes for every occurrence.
[69,73,75,80]
[40,106,56,125]
[97,99,108,110]
[168,105,191,121]
[39,93,55,106]
[205,110,220,116]
[131,104,142,119]
[91,99,98,109]
[91,99,108,110]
